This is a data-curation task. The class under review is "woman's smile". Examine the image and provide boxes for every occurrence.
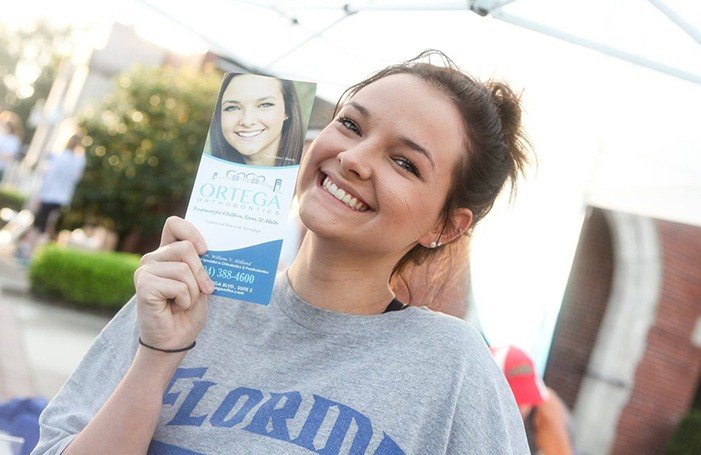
[234,129,266,140]
[320,174,370,212]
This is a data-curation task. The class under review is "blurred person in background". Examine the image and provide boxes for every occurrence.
[491,345,576,455]
[0,110,23,182]
[18,134,86,259]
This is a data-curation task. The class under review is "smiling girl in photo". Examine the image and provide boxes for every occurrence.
[208,73,305,167]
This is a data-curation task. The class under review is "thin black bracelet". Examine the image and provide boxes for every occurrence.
[138,337,196,353]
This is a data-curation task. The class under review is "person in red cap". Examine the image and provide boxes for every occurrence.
[491,345,576,455]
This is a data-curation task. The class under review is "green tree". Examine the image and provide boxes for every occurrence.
[0,21,73,143]
[65,65,221,253]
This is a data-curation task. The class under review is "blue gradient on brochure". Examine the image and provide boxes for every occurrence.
[201,240,284,305]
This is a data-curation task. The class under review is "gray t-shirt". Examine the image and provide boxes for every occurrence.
[34,274,528,454]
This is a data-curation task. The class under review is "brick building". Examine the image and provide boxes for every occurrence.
[544,206,701,454]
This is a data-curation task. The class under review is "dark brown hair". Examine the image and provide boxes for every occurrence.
[335,50,531,293]
[209,73,304,166]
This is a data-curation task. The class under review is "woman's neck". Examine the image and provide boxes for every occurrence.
[243,137,282,167]
[244,153,276,167]
[287,235,397,315]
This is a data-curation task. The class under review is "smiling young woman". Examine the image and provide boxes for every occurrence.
[35,51,532,455]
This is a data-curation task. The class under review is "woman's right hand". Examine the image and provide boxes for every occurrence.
[62,217,214,454]
[134,216,215,351]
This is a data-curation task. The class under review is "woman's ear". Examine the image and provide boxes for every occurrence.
[419,208,473,248]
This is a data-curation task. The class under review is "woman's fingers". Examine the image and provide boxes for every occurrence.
[135,273,194,312]
[161,216,207,254]
[135,274,209,350]
[134,218,212,351]
[141,240,214,295]
[138,262,201,309]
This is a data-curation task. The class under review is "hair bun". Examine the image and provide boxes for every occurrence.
[486,80,531,199]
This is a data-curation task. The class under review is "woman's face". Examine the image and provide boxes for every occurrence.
[296,73,466,259]
[220,75,286,165]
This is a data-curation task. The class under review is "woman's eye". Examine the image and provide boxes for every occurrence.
[223,105,240,112]
[337,116,360,135]
[259,102,275,108]
[393,157,421,177]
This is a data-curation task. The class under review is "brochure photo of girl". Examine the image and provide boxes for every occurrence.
[208,73,311,167]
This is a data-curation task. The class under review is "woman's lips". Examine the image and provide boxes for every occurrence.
[234,129,264,139]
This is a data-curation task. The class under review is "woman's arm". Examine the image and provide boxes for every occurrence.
[533,391,575,455]
[55,217,214,454]
[62,348,185,454]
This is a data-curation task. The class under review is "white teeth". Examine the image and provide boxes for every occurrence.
[322,176,368,212]
[236,130,263,138]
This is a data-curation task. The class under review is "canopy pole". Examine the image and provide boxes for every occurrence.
[261,10,356,70]
[490,9,701,86]
[647,0,701,46]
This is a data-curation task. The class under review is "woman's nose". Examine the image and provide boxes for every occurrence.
[239,108,255,127]
[337,142,374,180]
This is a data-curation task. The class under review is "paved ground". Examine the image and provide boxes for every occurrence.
[0,254,110,400]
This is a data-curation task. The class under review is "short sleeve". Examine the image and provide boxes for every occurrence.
[32,297,140,455]
[445,331,530,454]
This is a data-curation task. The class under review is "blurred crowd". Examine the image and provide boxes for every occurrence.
[0,109,87,264]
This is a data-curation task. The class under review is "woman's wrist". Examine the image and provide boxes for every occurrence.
[134,344,189,374]
[138,337,196,353]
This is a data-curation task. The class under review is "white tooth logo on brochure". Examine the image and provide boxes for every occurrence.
[185,73,316,305]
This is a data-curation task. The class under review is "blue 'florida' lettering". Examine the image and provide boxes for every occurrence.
[161,367,404,454]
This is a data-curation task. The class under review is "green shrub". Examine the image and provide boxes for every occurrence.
[66,65,221,253]
[0,187,27,212]
[29,244,140,312]
[668,410,701,454]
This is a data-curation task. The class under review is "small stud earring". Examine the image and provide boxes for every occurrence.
[430,241,437,248]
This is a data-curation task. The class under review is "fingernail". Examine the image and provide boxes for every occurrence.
[207,278,215,293]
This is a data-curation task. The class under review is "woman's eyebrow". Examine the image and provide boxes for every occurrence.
[222,96,276,104]
[400,137,435,169]
[347,101,370,118]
